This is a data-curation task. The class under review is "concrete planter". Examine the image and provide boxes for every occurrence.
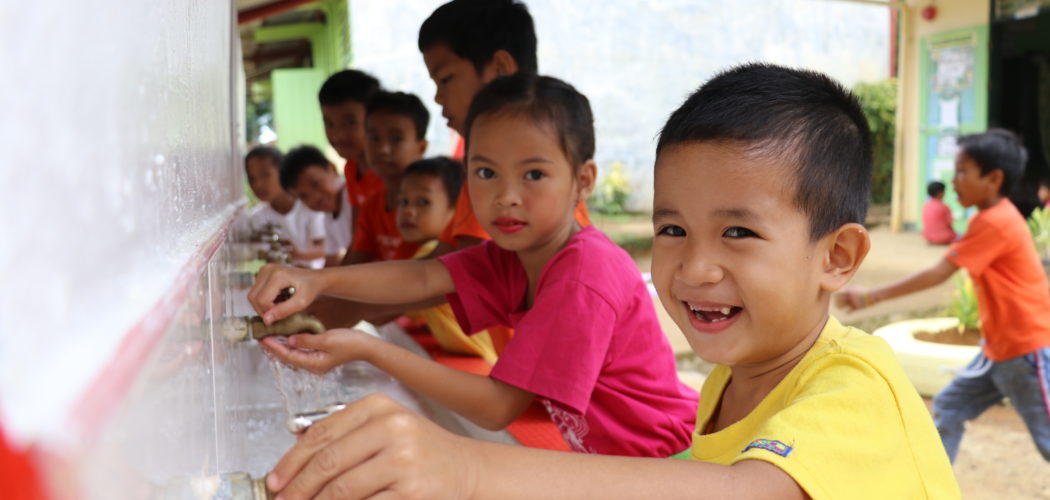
[873,317,981,397]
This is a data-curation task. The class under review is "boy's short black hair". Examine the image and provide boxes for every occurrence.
[280,145,331,189]
[318,69,381,107]
[464,73,594,170]
[418,0,538,75]
[366,91,431,140]
[957,128,1028,196]
[403,156,464,206]
[656,63,873,240]
[245,145,283,170]
[927,181,946,198]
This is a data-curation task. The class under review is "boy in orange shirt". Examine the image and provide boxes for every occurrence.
[345,91,429,264]
[839,129,1050,463]
[418,0,588,256]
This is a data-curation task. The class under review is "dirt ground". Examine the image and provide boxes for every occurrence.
[593,212,1049,498]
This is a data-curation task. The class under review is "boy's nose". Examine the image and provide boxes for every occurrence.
[678,248,725,286]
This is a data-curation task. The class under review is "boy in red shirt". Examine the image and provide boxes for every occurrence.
[839,129,1050,463]
[921,181,956,245]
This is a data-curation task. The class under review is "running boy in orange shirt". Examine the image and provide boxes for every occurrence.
[839,129,1050,463]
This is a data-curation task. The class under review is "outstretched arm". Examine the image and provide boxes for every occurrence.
[837,258,958,311]
[265,394,805,500]
[261,330,534,430]
[248,258,454,323]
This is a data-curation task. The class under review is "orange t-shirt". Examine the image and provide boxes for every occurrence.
[438,184,592,245]
[351,191,421,262]
[946,199,1050,361]
[344,159,384,208]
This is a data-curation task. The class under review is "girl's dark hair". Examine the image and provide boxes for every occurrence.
[464,73,594,170]
[403,156,464,206]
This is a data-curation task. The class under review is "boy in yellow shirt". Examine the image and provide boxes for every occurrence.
[256,64,960,499]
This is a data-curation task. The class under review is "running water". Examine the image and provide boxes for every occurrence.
[264,336,347,418]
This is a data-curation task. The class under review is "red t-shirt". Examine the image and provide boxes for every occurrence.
[343,159,384,208]
[439,226,698,456]
[351,190,421,262]
[921,198,956,244]
[946,199,1050,360]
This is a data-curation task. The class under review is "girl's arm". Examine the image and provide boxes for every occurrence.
[261,330,535,430]
[837,258,958,311]
[265,394,806,500]
[248,259,454,323]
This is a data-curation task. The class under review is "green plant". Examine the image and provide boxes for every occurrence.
[852,79,897,204]
[590,161,631,214]
[1028,206,1050,262]
[944,273,980,333]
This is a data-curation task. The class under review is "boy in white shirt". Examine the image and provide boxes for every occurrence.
[244,146,326,268]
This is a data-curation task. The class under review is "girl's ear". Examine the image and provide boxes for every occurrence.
[575,160,598,203]
[819,223,870,292]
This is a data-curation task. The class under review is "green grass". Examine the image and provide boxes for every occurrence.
[607,233,653,258]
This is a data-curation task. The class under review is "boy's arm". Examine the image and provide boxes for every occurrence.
[248,259,454,323]
[261,330,534,430]
[838,258,958,311]
[266,394,806,500]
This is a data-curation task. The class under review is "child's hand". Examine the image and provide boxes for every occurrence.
[248,264,322,324]
[266,394,477,500]
[835,286,869,312]
[259,328,376,375]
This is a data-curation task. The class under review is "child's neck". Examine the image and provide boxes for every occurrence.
[715,313,827,431]
[269,192,296,215]
[516,221,583,310]
[383,176,403,211]
[975,194,1003,211]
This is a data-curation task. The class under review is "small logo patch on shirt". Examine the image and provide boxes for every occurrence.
[743,439,793,457]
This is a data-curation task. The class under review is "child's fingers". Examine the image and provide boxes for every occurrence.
[268,395,405,497]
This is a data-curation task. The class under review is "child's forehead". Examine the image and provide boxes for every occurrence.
[401,173,442,192]
[322,100,366,116]
[367,110,418,131]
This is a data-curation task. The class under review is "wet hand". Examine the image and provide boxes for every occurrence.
[259,328,374,375]
[267,394,476,500]
[248,264,321,323]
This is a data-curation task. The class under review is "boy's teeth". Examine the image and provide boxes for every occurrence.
[720,307,731,315]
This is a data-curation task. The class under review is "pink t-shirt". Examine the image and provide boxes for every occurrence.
[922,198,956,244]
[438,226,698,457]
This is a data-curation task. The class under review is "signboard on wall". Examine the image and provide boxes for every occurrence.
[919,26,989,232]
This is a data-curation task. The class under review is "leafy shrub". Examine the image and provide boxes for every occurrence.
[852,79,897,205]
[590,161,631,214]
[945,273,980,333]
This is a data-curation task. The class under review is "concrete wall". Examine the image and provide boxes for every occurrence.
[893,0,990,230]
[349,0,892,211]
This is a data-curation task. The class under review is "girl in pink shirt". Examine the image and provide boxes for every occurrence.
[249,74,697,457]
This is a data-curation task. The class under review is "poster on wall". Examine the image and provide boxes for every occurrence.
[920,26,989,232]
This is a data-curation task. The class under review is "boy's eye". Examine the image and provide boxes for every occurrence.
[524,169,544,181]
[476,167,494,179]
[723,226,757,238]
[656,225,686,237]
[439,74,453,85]
[418,198,430,207]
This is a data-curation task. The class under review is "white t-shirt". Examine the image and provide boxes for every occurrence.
[248,199,326,269]
[324,189,353,261]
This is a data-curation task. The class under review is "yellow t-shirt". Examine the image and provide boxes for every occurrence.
[407,241,499,363]
[690,317,960,499]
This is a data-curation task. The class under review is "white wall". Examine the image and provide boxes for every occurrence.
[350,0,891,210]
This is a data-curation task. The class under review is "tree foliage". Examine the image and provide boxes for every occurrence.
[853,79,897,204]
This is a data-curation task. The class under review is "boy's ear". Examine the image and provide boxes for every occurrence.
[819,223,870,292]
[575,160,598,204]
[416,138,429,158]
[985,169,1004,194]
[488,50,519,78]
